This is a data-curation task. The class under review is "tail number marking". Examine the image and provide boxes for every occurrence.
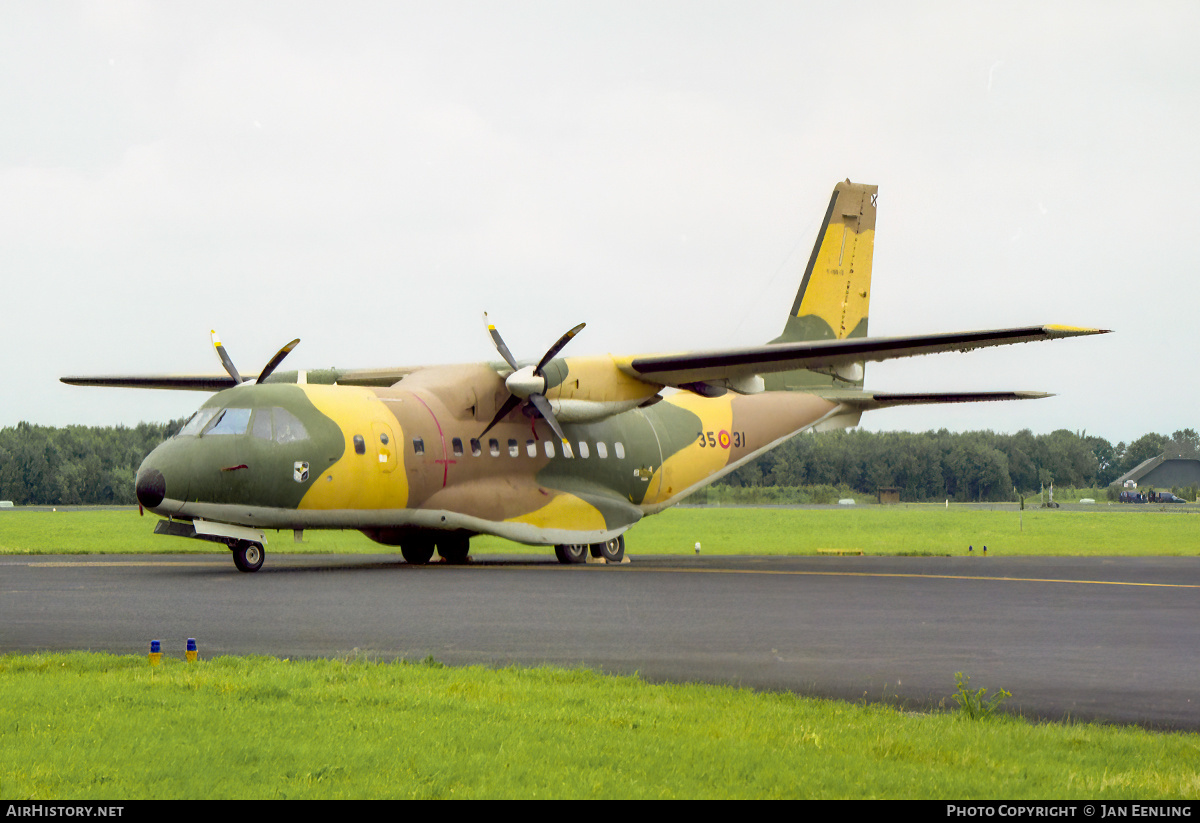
[697,431,745,449]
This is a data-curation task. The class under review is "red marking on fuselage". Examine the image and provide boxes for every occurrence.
[410,393,455,488]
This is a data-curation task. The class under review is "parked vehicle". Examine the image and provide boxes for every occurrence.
[1148,491,1187,503]
[1119,491,1146,503]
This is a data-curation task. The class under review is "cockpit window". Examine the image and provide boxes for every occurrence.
[178,408,219,437]
[204,408,252,436]
[250,410,272,440]
[272,408,308,444]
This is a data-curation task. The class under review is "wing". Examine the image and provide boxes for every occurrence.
[620,325,1108,389]
[60,367,421,391]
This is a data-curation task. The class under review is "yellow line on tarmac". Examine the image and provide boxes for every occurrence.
[18,558,1200,589]
[598,566,1200,589]
[26,561,228,567]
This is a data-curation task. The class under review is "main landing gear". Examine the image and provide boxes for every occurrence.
[231,539,265,573]
[554,534,625,564]
[399,533,471,565]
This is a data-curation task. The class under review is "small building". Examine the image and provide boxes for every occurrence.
[877,487,901,504]
[1111,456,1200,491]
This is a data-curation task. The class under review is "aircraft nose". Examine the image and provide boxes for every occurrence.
[136,467,166,509]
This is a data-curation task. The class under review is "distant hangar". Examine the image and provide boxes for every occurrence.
[1112,455,1200,489]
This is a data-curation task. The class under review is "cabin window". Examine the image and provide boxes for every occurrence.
[489,438,500,457]
[614,442,625,459]
[577,441,590,459]
[353,435,366,455]
[544,441,555,458]
[413,437,425,456]
[379,432,389,445]
[526,440,537,457]
[452,437,464,457]
[508,439,519,457]
[205,408,252,436]
[470,438,482,457]
[179,409,219,437]
[272,408,309,444]
[562,441,574,459]
[596,442,608,459]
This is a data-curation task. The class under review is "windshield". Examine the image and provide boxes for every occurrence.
[177,408,219,437]
[204,408,252,436]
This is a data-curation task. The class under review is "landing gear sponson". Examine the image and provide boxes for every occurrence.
[154,519,626,570]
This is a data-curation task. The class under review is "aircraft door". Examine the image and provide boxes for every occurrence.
[627,408,665,504]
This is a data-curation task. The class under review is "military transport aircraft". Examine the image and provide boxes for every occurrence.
[63,181,1106,572]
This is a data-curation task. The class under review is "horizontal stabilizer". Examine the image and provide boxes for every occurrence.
[824,390,1053,411]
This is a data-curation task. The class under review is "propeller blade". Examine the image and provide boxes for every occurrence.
[528,393,568,443]
[535,323,586,374]
[258,338,300,384]
[480,393,522,438]
[484,312,519,371]
[210,330,243,385]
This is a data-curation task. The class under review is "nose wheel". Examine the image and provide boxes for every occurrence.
[231,540,265,573]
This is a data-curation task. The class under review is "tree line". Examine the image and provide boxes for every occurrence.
[0,420,184,505]
[0,420,1196,505]
[716,428,1200,502]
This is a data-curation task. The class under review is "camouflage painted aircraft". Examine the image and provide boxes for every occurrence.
[64,181,1106,572]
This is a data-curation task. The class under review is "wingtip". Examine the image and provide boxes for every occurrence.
[1044,324,1112,336]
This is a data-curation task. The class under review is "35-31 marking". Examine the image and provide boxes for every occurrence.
[697,430,745,449]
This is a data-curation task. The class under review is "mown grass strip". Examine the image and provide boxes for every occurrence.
[1,652,1197,800]
[2,506,1198,557]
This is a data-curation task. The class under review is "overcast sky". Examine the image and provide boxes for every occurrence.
[3,1,1196,444]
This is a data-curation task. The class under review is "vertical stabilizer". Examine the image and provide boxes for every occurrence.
[765,179,877,391]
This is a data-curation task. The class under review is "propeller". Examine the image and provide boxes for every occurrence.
[210,331,301,386]
[482,313,585,442]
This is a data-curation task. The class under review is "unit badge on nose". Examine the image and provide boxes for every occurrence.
[293,461,310,483]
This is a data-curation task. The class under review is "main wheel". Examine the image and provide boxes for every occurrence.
[554,544,588,564]
[436,533,470,564]
[594,535,625,563]
[400,536,436,565]
[232,540,265,573]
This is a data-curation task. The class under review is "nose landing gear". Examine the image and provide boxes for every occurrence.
[231,540,265,573]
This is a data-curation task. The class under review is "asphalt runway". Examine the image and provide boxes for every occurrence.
[3,553,1198,730]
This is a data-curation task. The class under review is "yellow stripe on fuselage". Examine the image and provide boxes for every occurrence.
[648,392,733,505]
[506,492,608,532]
[298,385,410,511]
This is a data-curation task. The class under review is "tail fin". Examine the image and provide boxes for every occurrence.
[766,179,877,391]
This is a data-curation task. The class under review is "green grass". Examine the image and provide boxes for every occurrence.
[4,511,1198,798]
[6,505,1196,557]
[1,652,1197,800]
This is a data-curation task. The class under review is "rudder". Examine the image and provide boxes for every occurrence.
[765,179,877,390]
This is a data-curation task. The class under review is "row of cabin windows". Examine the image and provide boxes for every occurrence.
[400,436,626,460]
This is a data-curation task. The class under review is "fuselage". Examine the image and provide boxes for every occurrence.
[135,365,838,547]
